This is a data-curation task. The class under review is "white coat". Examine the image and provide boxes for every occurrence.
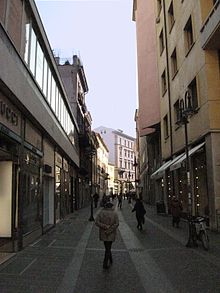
[95,207,119,242]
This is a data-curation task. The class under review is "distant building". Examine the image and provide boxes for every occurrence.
[95,133,109,197]
[56,55,96,209]
[94,126,136,194]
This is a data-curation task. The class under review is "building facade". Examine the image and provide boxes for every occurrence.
[133,0,161,204]
[134,0,220,229]
[94,126,136,195]
[56,55,96,210]
[0,0,81,251]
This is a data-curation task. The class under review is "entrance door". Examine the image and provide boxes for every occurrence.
[0,161,12,237]
[43,176,54,227]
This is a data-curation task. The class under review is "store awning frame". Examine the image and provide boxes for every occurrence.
[150,142,205,180]
[170,142,205,171]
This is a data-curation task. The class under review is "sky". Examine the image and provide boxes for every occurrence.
[35,0,137,137]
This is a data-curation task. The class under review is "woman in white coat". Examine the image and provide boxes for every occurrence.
[95,201,119,269]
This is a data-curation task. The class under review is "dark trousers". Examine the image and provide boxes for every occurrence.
[103,241,113,267]
[137,216,143,230]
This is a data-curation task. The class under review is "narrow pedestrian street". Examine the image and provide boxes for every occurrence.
[0,199,220,293]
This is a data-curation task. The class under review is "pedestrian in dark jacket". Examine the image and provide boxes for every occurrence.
[170,197,182,228]
[93,193,99,208]
[95,201,119,269]
[132,198,146,230]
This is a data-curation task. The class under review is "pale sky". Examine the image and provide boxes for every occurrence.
[35,0,137,137]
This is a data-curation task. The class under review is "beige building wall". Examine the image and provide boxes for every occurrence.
[155,0,220,228]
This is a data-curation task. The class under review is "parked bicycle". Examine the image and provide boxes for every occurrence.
[187,216,209,251]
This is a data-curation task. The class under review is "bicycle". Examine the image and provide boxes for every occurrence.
[188,216,209,251]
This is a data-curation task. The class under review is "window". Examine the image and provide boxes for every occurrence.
[161,70,167,95]
[24,23,30,64]
[184,16,194,53]
[36,41,44,89]
[47,68,52,104]
[29,28,37,75]
[51,76,56,112]
[174,100,180,124]
[157,0,162,15]
[43,58,48,97]
[159,29,165,55]
[168,1,175,31]
[188,77,198,110]
[163,115,169,139]
[171,48,177,77]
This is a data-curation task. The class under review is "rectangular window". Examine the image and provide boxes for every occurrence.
[157,0,162,15]
[168,1,175,31]
[43,58,48,97]
[159,29,164,55]
[24,23,30,64]
[184,16,194,53]
[47,68,52,104]
[51,76,56,112]
[188,77,198,109]
[161,70,167,95]
[163,115,169,139]
[171,48,177,77]
[35,41,44,89]
[174,100,180,124]
[29,28,37,76]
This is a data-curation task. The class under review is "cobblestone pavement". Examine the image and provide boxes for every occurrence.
[0,200,220,293]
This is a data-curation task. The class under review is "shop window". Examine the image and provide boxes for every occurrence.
[23,173,41,235]
[188,77,198,110]
[184,16,194,54]
[193,152,208,218]
[159,29,165,55]
[171,48,178,77]
[161,70,167,95]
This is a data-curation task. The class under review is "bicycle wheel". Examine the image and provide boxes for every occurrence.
[200,231,209,251]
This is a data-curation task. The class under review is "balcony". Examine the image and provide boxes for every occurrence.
[201,0,220,49]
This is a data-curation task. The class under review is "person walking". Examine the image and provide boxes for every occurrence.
[117,193,122,209]
[95,201,119,269]
[132,197,146,230]
[93,192,99,208]
[170,196,182,228]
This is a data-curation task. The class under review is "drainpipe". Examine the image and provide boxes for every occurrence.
[162,0,175,201]
[162,0,173,157]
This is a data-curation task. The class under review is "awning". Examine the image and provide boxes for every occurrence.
[150,153,185,180]
[150,142,205,180]
[170,142,205,171]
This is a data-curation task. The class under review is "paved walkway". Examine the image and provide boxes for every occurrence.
[0,200,220,293]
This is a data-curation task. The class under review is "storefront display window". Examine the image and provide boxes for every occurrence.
[23,173,41,235]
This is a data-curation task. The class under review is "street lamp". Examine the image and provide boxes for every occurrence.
[88,150,96,222]
[128,171,131,203]
[133,157,138,197]
[176,89,196,247]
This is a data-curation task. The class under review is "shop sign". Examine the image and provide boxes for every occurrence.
[0,100,18,126]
